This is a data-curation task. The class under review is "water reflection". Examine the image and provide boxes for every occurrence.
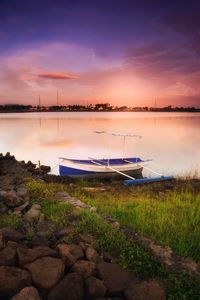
[0,112,199,177]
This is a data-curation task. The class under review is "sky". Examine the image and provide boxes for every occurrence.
[0,0,200,107]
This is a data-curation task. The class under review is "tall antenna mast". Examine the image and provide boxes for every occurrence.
[154,97,157,109]
[38,94,41,108]
[57,91,59,106]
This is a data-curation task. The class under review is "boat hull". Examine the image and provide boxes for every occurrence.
[59,157,146,178]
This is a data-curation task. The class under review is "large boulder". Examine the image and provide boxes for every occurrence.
[86,246,100,263]
[0,232,5,250]
[10,286,42,300]
[24,204,41,223]
[57,244,84,267]
[1,188,29,208]
[17,246,57,267]
[25,257,65,289]
[0,228,24,242]
[71,260,96,278]
[86,276,107,299]
[0,247,16,266]
[0,266,32,298]
[124,280,166,300]
[36,220,55,237]
[48,273,84,300]
[0,201,8,214]
[97,262,138,296]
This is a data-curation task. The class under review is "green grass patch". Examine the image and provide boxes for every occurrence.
[25,179,67,200]
[77,210,200,300]
[0,214,22,229]
[40,199,72,229]
[69,181,200,262]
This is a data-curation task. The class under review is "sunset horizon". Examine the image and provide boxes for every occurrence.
[0,0,200,108]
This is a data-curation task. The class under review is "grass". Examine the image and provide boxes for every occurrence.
[40,199,72,229]
[25,180,66,200]
[76,210,200,300]
[0,214,22,229]
[69,180,200,262]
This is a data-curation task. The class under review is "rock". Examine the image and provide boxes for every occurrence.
[14,201,29,212]
[0,266,32,298]
[16,187,29,200]
[57,244,84,261]
[39,165,51,174]
[55,225,75,239]
[0,227,24,242]
[17,246,57,266]
[0,247,16,266]
[1,188,28,208]
[3,190,19,208]
[97,262,137,296]
[67,244,84,260]
[10,286,42,300]
[0,201,8,213]
[89,207,97,212]
[103,252,113,263]
[48,273,84,300]
[86,276,107,299]
[57,244,76,267]
[86,246,100,263]
[79,241,89,251]
[7,241,28,249]
[76,233,94,245]
[124,280,166,300]
[24,204,41,223]
[0,233,5,250]
[36,220,55,237]
[71,260,96,278]
[25,256,65,289]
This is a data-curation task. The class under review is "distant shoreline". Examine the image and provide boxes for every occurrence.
[0,104,200,113]
[1,109,200,114]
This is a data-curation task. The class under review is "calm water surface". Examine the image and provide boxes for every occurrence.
[0,112,199,177]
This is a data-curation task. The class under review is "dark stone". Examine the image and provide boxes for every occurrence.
[0,247,16,266]
[86,246,100,263]
[86,276,107,299]
[0,233,5,250]
[55,225,75,239]
[56,244,77,267]
[0,266,32,298]
[17,246,57,267]
[10,286,42,300]
[97,262,138,296]
[71,260,96,278]
[0,201,8,214]
[36,220,55,237]
[25,256,65,289]
[76,233,94,245]
[7,241,28,249]
[0,228,24,242]
[39,165,51,173]
[48,273,84,300]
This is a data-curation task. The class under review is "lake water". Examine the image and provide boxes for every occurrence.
[0,112,200,177]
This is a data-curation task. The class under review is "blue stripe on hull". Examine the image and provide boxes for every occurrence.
[59,165,95,176]
[59,165,143,178]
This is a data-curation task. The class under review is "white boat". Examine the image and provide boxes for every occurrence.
[59,131,174,185]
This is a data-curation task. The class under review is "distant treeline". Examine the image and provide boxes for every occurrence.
[0,103,199,112]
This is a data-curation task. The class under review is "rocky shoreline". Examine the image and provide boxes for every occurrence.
[0,153,167,299]
[1,153,200,299]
